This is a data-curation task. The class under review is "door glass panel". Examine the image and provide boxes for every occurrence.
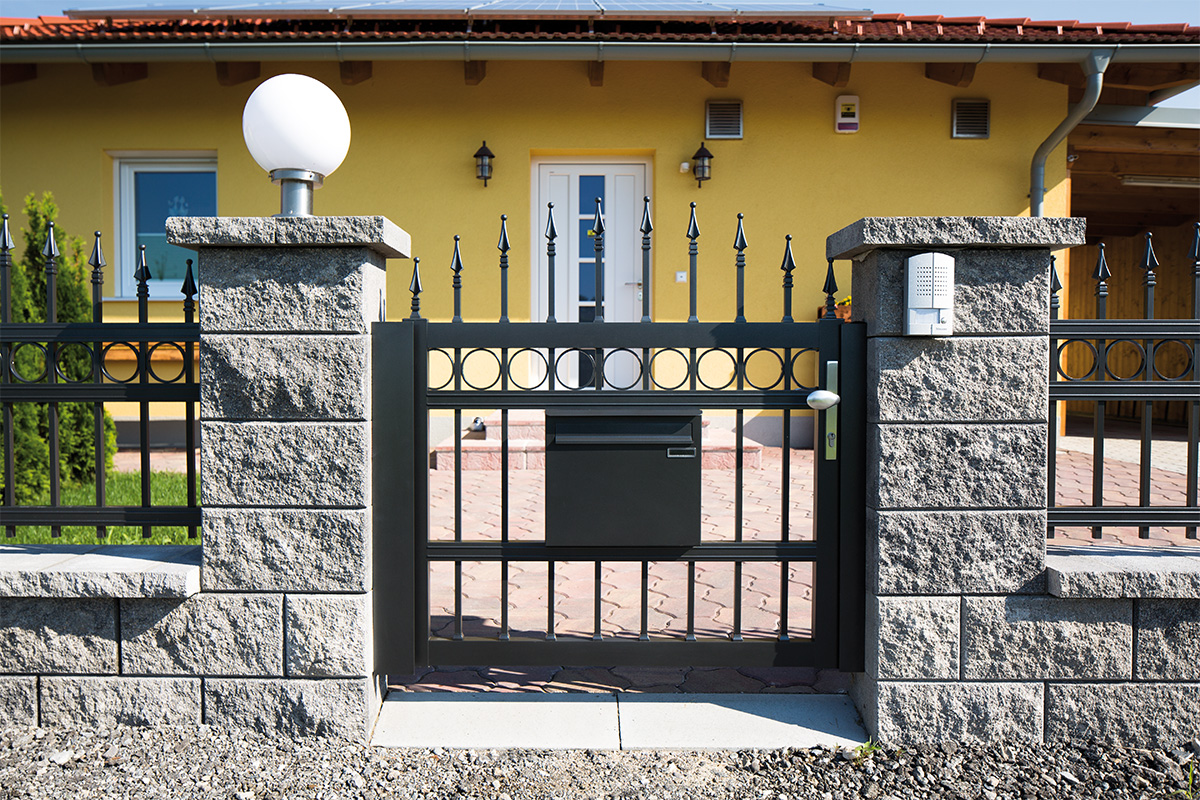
[578,262,596,303]
[577,219,597,259]
[134,171,216,284]
[579,175,605,206]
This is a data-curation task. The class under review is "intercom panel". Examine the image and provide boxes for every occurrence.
[904,252,954,336]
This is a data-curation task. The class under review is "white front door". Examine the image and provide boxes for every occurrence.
[532,160,649,388]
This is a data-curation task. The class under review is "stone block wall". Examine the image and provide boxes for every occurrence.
[0,217,408,741]
[831,217,1200,747]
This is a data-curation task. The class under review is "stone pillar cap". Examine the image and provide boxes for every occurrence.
[826,216,1086,261]
[166,216,410,259]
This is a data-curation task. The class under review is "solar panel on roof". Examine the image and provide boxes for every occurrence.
[67,0,870,15]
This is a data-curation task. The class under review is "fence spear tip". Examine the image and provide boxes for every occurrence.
[0,214,13,252]
[134,244,152,283]
[1139,231,1160,272]
[497,216,510,255]
[1049,255,1062,294]
[733,214,747,251]
[451,236,464,275]
[822,259,838,296]
[41,221,60,259]
[686,202,700,240]
[1093,242,1110,282]
[88,231,107,270]
[640,196,653,236]
[591,197,605,236]
[780,236,796,273]
[545,205,558,241]
[1191,222,1200,262]
[181,259,197,297]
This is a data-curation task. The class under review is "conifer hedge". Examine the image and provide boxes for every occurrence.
[1,191,116,505]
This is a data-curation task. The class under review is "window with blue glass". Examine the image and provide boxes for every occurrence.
[116,158,216,298]
[577,175,604,385]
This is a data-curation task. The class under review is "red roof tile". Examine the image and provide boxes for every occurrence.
[1,12,1196,45]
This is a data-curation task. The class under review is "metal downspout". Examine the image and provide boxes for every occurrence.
[1030,49,1112,216]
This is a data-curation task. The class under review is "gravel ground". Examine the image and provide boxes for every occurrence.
[2,724,1197,800]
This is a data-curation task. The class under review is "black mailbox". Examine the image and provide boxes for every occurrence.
[545,407,701,548]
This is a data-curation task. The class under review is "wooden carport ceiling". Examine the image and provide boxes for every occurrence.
[1069,124,1199,239]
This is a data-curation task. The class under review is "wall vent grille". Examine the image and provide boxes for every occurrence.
[952,99,990,139]
[706,100,743,139]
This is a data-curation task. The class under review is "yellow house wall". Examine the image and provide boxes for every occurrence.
[2,58,1069,329]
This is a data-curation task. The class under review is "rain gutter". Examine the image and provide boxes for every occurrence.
[1029,49,1111,217]
[0,41,1192,64]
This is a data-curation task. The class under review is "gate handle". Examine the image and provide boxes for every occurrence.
[805,389,840,411]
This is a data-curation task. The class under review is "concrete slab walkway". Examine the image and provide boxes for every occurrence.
[372,692,867,750]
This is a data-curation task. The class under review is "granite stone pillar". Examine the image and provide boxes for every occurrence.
[827,217,1088,744]
[167,215,409,741]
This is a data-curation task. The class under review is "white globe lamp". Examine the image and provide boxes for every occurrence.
[242,74,351,216]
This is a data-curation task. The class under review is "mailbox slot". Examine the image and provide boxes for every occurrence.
[545,407,701,548]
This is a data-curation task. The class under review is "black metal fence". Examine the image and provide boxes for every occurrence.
[0,214,200,540]
[1048,224,1200,540]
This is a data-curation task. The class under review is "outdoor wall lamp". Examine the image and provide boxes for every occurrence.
[474,141,495,186]
[242,74,351,216]
[692,143,713,187]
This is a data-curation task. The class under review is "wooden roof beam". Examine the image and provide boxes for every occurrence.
[465,61,486,85]
[702,61,730,88]
[340,61,372,85]
[1069,125,1200,155]
[1068,150,1200,177]
[925,62,975,87]
[215,61,260,86]
[0,64,36,85]
[812,62,851,87]
[1040,62,1199,90]
[92,62,147,86]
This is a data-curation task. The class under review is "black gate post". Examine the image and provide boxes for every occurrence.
[811,315,843,666]
[838,320,867,672]
[373,319,420,675]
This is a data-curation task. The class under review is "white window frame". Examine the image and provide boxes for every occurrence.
[111,153,217,299]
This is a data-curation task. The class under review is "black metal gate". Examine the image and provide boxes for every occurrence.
[374,202,865,674]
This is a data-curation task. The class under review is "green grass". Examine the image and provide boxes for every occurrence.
[3,470,199,545]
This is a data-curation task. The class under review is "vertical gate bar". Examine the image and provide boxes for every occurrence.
[135,246,150,539]
[413,319,431,667]
[546,561,557,640]
[837,321,867,672]
[45,225,61,538]
[640,197,653,323]
[1188,224,1199,539]
[89,233,108,539]
[454,563,464,641]
[1,215,14,537]
[1092,245,1110,539]
[732,562,743,642]
[182,260,197,539]
[813,316,843,666]
[546,207,558,323]
[640,561,650,641]
[372,319,417,675]
[454,409,462,541]
[500,285,511,638]
[686,562,696,641]
[687,203,699,323]
[1048,256,1061,539]
[593,198,605,324]
[593,561,603,641]
[1139,233,1158,539]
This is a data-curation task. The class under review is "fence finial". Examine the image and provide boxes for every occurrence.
[134,245,152,284]
[451,235,463,323]
[181,258,197,299]
[1093,242,1110,283]
[545,206,557,323]
[88,231,106,271]
[0,214,13,253]
[640,196,653,236]
[1140,231,1160,273]
[822,259,839,320]
[498,215,510,323]
[409,257,423,319]
[639,197,652,323]
[780,234,796,323]
[1190,221,1200,263]
[41,221,60,259]
[1093,242,1109,320]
